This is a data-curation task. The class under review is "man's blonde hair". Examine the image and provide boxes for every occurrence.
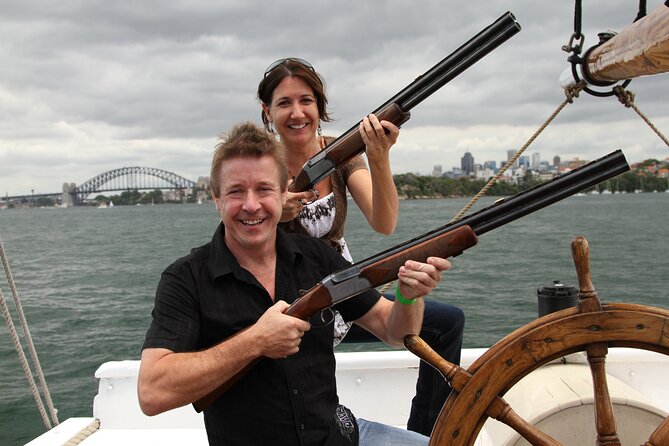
[210,121,288,197]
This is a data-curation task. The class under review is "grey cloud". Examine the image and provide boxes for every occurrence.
[1,0,667,196]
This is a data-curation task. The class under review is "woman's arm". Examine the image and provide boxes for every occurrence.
[347,113,399,234]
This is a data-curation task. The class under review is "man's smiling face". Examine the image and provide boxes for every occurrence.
[215,155,286,254]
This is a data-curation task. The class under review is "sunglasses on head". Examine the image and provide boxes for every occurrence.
[264,58,315,78]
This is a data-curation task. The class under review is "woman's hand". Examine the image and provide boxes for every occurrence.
[280,179,319,222]
[359,113,400,163]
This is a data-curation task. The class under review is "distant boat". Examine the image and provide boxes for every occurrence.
[109,201,114,208]
[97,202,108,209]
[197,198,203,205]
[601,181,612,194]
[635,177,644,193]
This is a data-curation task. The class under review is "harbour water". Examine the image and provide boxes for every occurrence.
[0,193,667,444]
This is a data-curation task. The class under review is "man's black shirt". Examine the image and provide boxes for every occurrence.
[143,224,380,445]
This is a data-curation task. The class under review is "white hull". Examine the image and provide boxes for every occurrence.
[26,347,669,445]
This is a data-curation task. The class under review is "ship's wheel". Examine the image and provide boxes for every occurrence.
[404,236,669,446]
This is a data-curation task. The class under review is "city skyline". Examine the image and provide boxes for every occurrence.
[434,148,666,178]
[5,149,666,200]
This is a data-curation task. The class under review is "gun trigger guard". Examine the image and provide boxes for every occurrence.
[310,307,334,328]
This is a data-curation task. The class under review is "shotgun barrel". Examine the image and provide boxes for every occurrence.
[289,12,521,192]
[353,149,629,270]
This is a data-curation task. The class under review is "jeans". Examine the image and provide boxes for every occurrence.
[357,418,429,446]
[342,296,465,436]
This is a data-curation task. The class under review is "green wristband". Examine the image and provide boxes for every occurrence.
[395,287,416,305]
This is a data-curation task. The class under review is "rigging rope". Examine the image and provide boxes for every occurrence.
[379,82,591,293]
[613,86,669,149]
[0,288,52,429]
[62,419,101,445]
[0,235,59,428]
[450,81,587,222]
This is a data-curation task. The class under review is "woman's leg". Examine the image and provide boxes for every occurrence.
[339,294,465,436]
[357,418,428,446]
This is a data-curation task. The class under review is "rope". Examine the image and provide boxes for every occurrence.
[378,82,589,293]
[613,86,669,149]
[62,419,101,445]
[0,235,59,428]
[450,81,587,222]
[0,289,52,429]
[378,282,393,293]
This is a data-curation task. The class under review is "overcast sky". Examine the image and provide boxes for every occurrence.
[1,0,667,197]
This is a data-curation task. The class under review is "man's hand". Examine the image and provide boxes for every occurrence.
[251,301,311,358]
[397,256,452,301]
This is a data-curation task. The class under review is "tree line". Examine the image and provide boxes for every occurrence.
[394,165,668,199]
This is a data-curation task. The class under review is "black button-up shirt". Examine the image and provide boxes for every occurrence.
[143,224,379,445]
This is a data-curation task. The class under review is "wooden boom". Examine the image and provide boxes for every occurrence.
[585,2,669,82]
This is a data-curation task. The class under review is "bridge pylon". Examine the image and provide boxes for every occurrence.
[62,182,77,207]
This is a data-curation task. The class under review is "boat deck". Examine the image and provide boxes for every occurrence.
[27,347,669,445]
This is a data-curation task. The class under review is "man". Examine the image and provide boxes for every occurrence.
[138,121,451,445]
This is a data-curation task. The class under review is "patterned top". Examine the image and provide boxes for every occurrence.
[299,192,352,262]
[278,148,366,255]
[280,151,368,345]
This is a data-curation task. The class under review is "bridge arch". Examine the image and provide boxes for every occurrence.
[75,166,198,201]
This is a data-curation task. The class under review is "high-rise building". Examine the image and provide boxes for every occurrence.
[483,160,497,172]
[531,152,541,170]
[507,149,519,168]
[432,164,443,177]
[461,152,475,175]
[518,155,529,168]
[553,155,561,167]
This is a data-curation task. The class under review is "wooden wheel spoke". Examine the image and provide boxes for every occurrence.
[644,416,669,445]
[485,393,561,445]
[586,342,621,445]
[405,335,562,445]
[410,237,669,446]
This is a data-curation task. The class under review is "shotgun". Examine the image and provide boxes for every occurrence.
[289,11,521,192]
[193,149,630,411]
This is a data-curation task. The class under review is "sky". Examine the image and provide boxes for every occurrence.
[1,0,668,197]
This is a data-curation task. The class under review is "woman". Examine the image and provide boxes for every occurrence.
[258,58,464,436]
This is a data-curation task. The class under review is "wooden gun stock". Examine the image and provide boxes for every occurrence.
[322,103,411,169]
[357,225,477,286]
[288,103,410,193]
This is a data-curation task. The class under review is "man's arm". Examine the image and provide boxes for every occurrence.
[138,300,311,415]
[354,257,450,347]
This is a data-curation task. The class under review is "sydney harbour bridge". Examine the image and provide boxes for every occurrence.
[3,166,206,206]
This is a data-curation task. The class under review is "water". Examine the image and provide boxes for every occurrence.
[1,193,667,444]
